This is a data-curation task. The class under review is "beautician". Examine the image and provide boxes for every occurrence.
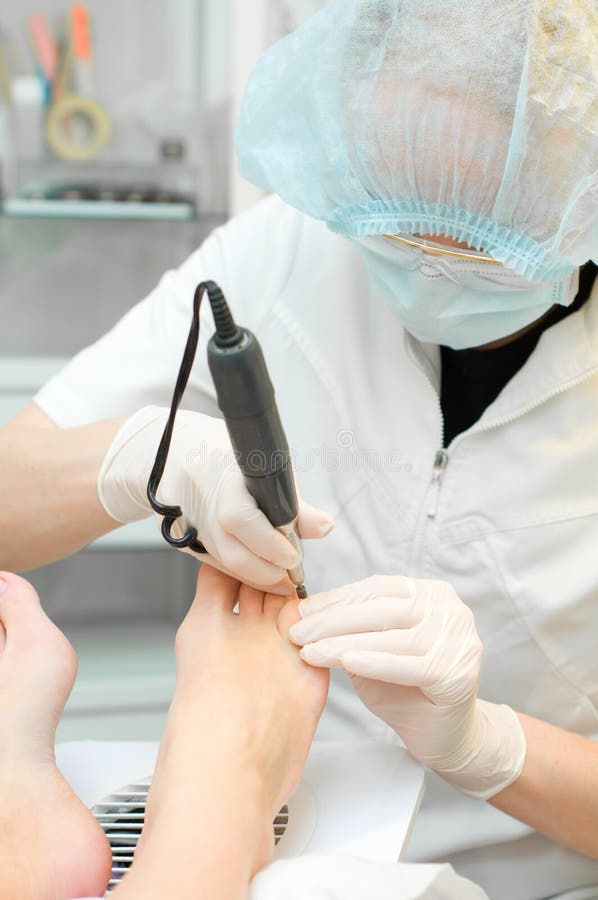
[1,2,597,897]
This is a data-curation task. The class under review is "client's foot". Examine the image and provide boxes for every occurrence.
[0,573,112,900]
[116,566,329,900]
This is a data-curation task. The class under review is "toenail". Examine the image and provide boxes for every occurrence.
[0,578,7,595]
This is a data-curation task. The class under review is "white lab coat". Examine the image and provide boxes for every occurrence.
[36,196,598,900]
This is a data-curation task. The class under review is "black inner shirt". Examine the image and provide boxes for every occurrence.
[440,262,598,448]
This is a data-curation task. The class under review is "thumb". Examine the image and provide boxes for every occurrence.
[297,498,335,540]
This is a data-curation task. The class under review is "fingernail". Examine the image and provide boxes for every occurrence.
[316,516,335,538]
[0,578,8,596]
[301,640,331,663]
[289,623,308,645]
[300,645,325,664]
[342,651,371,675]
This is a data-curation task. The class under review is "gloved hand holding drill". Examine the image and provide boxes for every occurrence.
[98,405,334,594]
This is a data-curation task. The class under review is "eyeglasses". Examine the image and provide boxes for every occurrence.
[385,233,502,266]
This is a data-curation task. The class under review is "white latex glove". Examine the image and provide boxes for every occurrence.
[290,576,526,799]
[98,406,333,593]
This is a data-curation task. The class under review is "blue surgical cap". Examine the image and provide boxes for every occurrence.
[236,0,597,282]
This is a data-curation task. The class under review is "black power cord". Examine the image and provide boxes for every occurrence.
[146,280,241,553]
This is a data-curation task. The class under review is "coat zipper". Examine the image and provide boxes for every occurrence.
[407,364,445,571]
[428,449,449,517]
[408,362,598,574]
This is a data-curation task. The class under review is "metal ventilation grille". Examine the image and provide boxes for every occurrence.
[93,777,290,895]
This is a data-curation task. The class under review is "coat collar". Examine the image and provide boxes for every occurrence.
[479,278,598,428]
[405,279,598,433]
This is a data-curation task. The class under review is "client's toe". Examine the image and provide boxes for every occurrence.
[0,571,77,739]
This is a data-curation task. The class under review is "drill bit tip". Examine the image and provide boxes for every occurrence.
[296,584,308,601]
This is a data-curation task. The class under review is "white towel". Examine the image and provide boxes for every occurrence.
[250,855,489,900]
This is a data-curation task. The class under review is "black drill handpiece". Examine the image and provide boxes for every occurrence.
[207,328,299,530]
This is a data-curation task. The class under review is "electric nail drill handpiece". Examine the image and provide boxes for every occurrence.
[147,281,307,598]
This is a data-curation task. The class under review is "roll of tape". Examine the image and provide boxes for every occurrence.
[46,93,112,161]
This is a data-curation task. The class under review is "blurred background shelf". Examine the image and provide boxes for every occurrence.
[3,198,196,220]
[3,159,200,219]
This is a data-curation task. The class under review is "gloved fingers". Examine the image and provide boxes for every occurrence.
[290,595,422,646]
[217,474,301,570]
[210,527,287,590]
[296,497,335,540]
[341,649,432,687]
[299,575,414,618]
[300,628,428,668]
[292,473,335,540]
[183,535,296,596]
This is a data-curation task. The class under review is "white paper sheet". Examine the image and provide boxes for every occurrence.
[59,740,490,900]
[57,739,425,862]
[78,857,489,900]
[250,856,490,900]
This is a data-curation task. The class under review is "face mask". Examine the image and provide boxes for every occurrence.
[354,235,580,349]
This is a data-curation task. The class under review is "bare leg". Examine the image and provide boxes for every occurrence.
[0,572,112,900]
[115,566,329,900]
